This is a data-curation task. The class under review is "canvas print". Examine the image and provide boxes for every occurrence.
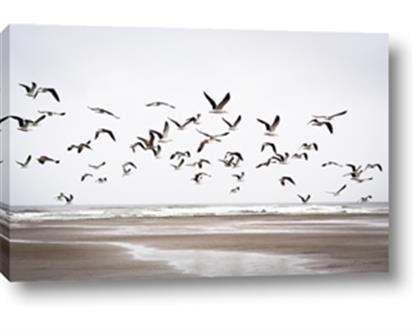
[0,25,388,281]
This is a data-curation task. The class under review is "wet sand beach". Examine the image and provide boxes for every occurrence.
[2,213,388,281]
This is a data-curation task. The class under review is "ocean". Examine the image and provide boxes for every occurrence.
[0,202,388,223]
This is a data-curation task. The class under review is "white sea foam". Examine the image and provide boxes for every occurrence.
[1,203,389,223]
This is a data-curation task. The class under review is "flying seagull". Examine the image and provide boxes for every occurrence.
[232,172,245,182]
[360,195,373,202]
[291,152,308,161]
[57,193,73,204]
[88,106,120,119]
[67,140,92,154]
[312,110,348,121]
[170,151,191,160]
[327,184,347,196]
[365,163,383,172]
[297,194,311,204]
[96,177,108,184]
[222,115,242,131]
[16,155,32,168]
[37,156,60,165]
[279,176,296,186]
[343,164,364,179]
[191,172,211,184]
[19,82,37,97]
[322,161,343,168]
[203,91,231,113]
[256,156,280,169]
[257,115,280,136]
[89,161,106,170]
[0,115,46,131]
[20,82,60,102]
[187,159,211,169]
[38,110,66,117]
[196,130,230,153]
[95,128,116,142]
[145,101,175,109]
[171,158,185,170]
[308,119,333,134]
[34,87,60,102]
[230,186,240,194]
[197,129,231,142]
[186,113,202,125]
[300,143,318,151]
[168,117,195,130]
[122,161,137,176]
[81,173,93,182]
[261,142,278,155]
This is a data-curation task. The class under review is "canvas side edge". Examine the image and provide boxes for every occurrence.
[0,27,11,281]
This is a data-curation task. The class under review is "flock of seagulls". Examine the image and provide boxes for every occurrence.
[0,82,384,205]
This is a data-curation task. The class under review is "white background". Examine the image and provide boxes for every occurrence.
[0,1,413,331]
[6,26,389,206]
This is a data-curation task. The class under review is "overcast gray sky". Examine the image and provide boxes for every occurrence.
[1,25,388,206]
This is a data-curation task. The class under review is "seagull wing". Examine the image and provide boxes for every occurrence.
[297,194,306,203]
[323,121,334,134]
[8,116,25,127]
[233,115,242,126]
[196,129,212,138]
[25,155,32,165]
[197,140,209,153]
[222,117,232,128]
[168,118,182,128]
[215,131,230,138]
[270,115,280,131]
[44,88,60,102]
[375,164,383,171]
[337,184,347,195]
[345,164,357,171]
[329,110,348,120]
[261,142,277,154]
[19,83,30,93]
[257,118,270,131]
[285,177,296,185]
[105,129,116,142]
[216,92,231,110]
[0,116,12,124]
[34,115,46,124]
[203,91,217,109]
[149,129,163,140]
[163,121,170,136]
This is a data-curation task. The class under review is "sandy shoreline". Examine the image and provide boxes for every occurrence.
[2,213,388,281]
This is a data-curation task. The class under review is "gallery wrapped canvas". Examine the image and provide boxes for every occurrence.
[0,25,388,281]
